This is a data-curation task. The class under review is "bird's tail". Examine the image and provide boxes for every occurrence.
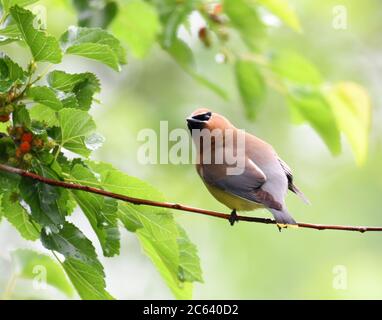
[269,208,297,227]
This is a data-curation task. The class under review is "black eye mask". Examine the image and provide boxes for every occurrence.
[192,112,212,121]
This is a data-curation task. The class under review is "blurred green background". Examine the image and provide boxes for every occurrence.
[1,0,382,299]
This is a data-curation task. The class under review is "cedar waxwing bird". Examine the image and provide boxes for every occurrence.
[186,108,309,229]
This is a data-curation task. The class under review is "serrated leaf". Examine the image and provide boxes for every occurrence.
[41,221,102,270]
[113,0,160,58]
[41,221,113,300]
[235,59,265,120]
[87,161,201,299]
[29,104,59,127]
[27,86,63,110]
[1,191,40,240]
[70,164,120,257]
[60,26,126,71]
[10,6,62,63]
[48,70,100,110]
[11,249,74,297]
[0,53,26,92]
[325,82,371,165]
[73,0,118,29]
[257,0,302,32]
[63,257,113,300]
[223,0,266,50]
[177,225,203,283]
[288,86,341,155]
[57,108,96,157]
[19,165,67,232]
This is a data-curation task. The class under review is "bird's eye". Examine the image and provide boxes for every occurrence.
[192,112,212,121]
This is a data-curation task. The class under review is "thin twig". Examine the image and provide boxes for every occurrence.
[0,163,381,233]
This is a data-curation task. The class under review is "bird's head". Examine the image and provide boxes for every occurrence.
[186,108,233,132]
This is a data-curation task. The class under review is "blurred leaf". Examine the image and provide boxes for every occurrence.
[10,6,62,63]
[325,82,371,165]
[60,26,126,71]
[11,249,74,297]
[235,59,265,120]
[41,221,113,300]
[113,0,160,58]
[27,86,63,110]
[1,0,39,13]
[1,191,40,240]
[166,38,228,100]
[0,24,22,45]
[271,50,322,85]
[70,164,120,257]
[256,0,302,32]
[223,0,265,50]
[48,70,100,110]
[29,104,59,127]
[288,87,341,155]
[57,108,96,157]
[72,0,118,29]
[153,0,194,48]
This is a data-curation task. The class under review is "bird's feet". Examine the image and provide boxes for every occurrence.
[229,209,239,226]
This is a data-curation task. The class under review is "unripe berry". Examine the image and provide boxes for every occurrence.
[32,138,44,149]
[15,148,22,158]
[23,153,33,163]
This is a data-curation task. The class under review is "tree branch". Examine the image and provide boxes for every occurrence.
[0,163,380,233]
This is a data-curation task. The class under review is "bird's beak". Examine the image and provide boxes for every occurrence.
[186,117,206,130]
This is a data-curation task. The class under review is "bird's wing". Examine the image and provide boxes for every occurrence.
[201,159,282,210]
[278,157,310,204]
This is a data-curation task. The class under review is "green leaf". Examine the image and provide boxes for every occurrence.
[325,82,371,165]
[10,6,62,63]
[41,221,113,300]
[0,24,22,46]
[60,26,126,71]
[12,104,30,127]
[19,165,67,232]
[271,51,322,85]
[72,0,118,29]
[29,104,59,127]
[47,70,100,110]
[87,161,200,299]
[63,257,113,300]
[288,86,341,155]
[1,0,39,13]
[57,108,96,157]
[257,0,302,32]
[11,249,74,297]
[0,53,26,92]
[235,59,265,120]
[166,38,228,100]
[177,225,203,283]
[27,86,63,110]
[223,0,265,50]
[1,192,40,240]
[70,164,120,257]
[153,0,194,48]
[113,0,160,58]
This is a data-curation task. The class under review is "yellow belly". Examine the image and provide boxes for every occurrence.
[205,183,264,211]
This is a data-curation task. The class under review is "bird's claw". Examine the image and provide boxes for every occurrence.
[229,210,238,226]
